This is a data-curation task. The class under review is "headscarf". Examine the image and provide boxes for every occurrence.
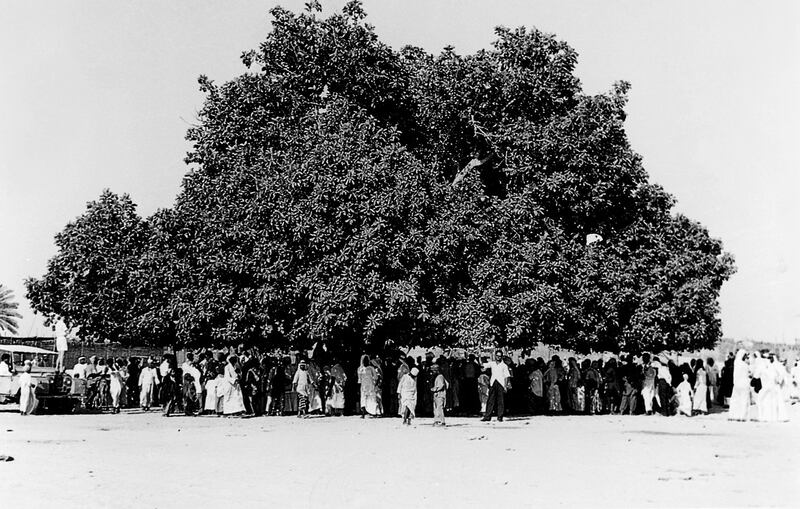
[733,349,750,387]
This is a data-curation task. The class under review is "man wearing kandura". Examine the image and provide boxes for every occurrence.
[481,350,511,422]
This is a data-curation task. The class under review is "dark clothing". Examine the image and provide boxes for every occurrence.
[657,379,673,416]
[460,377,479,415]
[182,380,198,415]
[484,381,505,420]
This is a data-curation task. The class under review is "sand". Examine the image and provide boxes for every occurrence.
[1,404,798,508]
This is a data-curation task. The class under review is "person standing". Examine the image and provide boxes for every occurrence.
[705,358,719,408]
[462,354,480,415]
[481,351,511,422]
[267,357,288,416]
[653,357,673,416]
[138,358,159,411]
[584,360,602,415]
[693,361,709,415]
[71,357,87,379]
[108,359,125,414]
[222,355,246,416]
[0,353,14,376]
[640,356,657,415]
[396,355,410,416]
[357,355,379,418]
[19,361,38,415]
[398,367,419,425]
[727,350,751,421]
[477,367,490,414]
[719,352,735,406]
[543,359,563,414]
[370,358,384,416]
[528,360,545,415]
[293,360,311,418]
[676,373,693,416]
[124,358,140,407]
[431,363,448,426]
[204,367,225,416]
[774,355,791,422]
[181,353,203,409]
[328,361,347,416]
[567,358,582,414]
[54,319,69,372]
[160,360,179,417]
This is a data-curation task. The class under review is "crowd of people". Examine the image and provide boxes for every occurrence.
[5,345,797,423]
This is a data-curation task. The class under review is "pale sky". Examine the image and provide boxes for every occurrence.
[1,1,798,342]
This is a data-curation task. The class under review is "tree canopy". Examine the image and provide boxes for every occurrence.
[26,1,734,354]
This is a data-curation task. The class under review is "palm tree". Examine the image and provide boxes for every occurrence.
[0,284,22,335]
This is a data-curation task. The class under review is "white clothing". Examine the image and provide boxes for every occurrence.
[204,378,224,412]
[693,368,708,413]
[181,362,203,394]
[55,335,68,352]
[656,362,672,385]
[482,360,511,389]
[109,370,124,408]
[0,362,11,376]
[758,361,781,422]
[397,373,417,417]
[72,363,87,379]
[138,366,159,408]
[728,350,751,421]
[641,385,656,413]
[19,372,38,415]
[676,380,693,416]
[222,363,245,414]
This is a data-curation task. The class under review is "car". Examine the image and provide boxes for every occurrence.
[0,344,81,413]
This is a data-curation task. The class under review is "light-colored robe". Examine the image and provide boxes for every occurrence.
[204,377,224,413]
[138,367,159,408]
[397,374,417,417]
[222,363,245,415]
[728,350,751,421]
[676,380,693,416]
[358,365,379,415]
[758,361,780,422]
[693,368,708,412]
[19,372,38,415]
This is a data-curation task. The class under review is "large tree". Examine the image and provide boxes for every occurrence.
[28,2,734,353]
[25,190,148,343]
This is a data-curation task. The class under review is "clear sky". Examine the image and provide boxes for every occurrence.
[1,1,798,342]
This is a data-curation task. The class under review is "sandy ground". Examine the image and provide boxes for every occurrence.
[1,404,798,509]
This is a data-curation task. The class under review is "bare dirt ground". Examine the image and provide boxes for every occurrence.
[1,404,798,508]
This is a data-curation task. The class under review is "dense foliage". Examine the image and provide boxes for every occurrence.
[26,2,734,353]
